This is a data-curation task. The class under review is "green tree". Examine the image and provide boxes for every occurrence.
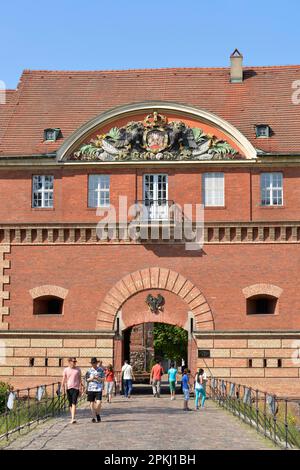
[0,381,10,414]
[153,324,188,363]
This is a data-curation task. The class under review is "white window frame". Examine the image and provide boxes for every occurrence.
[32,175,54,208]
[143,174,168,220]
[202,172,225,207]
[260,172,283,206]
[88,175,110,208]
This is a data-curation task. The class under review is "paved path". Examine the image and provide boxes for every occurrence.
[5,396,275,450]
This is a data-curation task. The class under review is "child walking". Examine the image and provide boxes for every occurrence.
[105,364,115,403]
[182,369,191,411]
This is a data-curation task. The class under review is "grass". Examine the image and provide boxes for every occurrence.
[216,396,300,449]
[0,394,68,442]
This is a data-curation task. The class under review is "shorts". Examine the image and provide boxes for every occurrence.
[67,388,79,406]
[106,381,114,395]
[169,381,176,392]
[87,391,102,402]
[183,388,190,401]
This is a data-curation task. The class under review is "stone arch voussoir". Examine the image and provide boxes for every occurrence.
[95,268,214,331]
[29,285,69,300]
[242,283,283,299]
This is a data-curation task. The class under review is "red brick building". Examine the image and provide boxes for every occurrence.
[1,52,300,394]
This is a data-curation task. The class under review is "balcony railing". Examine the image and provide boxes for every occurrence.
[133,200,181,223]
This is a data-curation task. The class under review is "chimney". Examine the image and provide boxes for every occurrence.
[230,49,243,83]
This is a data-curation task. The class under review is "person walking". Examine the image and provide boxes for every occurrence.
[182,368,191,411]
[150,359,164,398]
[121,360,135,398]
[194,368,206,410]
[105,364,115,403]
[85,357,105,422]
[167,361,178,400]
[61,357,83,424]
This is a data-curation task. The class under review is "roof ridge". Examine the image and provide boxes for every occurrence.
[20,64,300,75]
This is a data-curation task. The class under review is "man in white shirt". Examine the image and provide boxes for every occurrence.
[121,360,135,398]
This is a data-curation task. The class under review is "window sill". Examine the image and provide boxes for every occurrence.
[246,313,278,316]
[259,205,284,209]
[204,206,226,210]
[86,206,110,210]
[31,208,55,211]
[33,314,63,317]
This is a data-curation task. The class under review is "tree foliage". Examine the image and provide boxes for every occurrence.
[153,324,188,362]
[0,381,10,414]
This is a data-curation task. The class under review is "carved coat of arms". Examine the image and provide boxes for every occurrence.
[143,112,169,153]
[71,112,238,162]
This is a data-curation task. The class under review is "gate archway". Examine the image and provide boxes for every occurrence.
[95,267,214,331]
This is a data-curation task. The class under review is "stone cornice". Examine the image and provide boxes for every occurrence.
[1,222,300,245]
[0,330,299,338]
[0,330,115,337]
[194,330,300,337]
[2,155,300,167]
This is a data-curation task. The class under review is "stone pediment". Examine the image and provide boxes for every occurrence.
[69,112,239,162]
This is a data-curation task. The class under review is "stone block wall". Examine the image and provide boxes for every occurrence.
[196,335,300,396]
[0,335,113,389]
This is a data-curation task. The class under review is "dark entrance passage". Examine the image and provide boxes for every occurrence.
[122,322,188,394]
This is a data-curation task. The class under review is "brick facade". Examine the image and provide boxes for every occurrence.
[1,90,300,396]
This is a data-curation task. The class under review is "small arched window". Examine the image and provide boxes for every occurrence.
[246,294,277,315]
[243,284,282,316]
[33,295,63,315]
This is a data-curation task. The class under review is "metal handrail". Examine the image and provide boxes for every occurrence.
[0,382,84,443]
[207,377,300,449]
[133,200,181,222]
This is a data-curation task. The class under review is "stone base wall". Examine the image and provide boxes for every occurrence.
[0,334,114,389]
[1,332,300,395]
[196,335,300,396]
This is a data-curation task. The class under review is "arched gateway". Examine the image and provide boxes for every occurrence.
[95,267,214,372]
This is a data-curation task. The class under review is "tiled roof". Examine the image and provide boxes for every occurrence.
[0,90,16,143]
[0,66,300,156]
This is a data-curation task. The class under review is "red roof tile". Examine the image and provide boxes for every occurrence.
[0,66,300,156]
[0,90,17,142]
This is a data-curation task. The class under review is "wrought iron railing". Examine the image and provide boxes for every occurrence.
[207,377,300,449]
[133,200,180,222]
[0,382,84,443]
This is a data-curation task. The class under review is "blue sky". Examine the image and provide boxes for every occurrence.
[1,0,300,88]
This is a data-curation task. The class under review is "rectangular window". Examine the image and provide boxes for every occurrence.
[203,173,224,207]
[261,172,283,206]
[88,175,110,208]
[32,175,54,208]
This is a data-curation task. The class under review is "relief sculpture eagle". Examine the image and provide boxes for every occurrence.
[146,294,165,313]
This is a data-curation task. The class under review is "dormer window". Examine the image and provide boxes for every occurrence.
[44,128,61,142]
[255,124,270,138]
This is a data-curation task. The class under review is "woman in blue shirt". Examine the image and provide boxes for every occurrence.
[167,362,178,400]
